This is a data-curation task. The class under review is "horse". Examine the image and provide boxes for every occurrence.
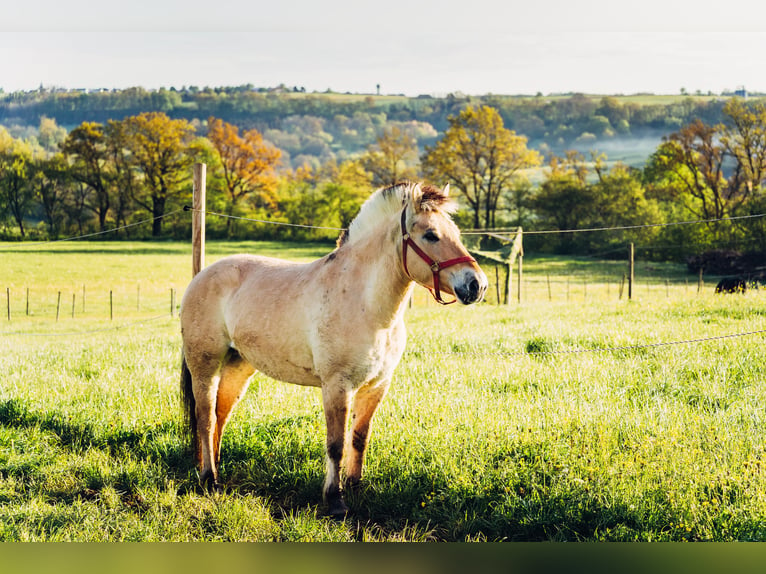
[715,276,748,294]
[179,181,488,516]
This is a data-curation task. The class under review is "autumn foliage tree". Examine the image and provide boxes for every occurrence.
[207,117,281,236]
[361,125,419,187]
[421,105,542,229]
[117,112,198,236]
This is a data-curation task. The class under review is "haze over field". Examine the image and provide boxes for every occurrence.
[2,0,765,96]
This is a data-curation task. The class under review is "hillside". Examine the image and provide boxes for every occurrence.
[1,86,760,168]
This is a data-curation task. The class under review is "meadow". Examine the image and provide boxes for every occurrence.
[1,240,765,541]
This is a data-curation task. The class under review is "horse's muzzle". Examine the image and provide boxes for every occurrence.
[454,271,487,305]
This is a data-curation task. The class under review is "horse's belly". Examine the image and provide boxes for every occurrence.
[234,335,321,387]
[252,358,322,387]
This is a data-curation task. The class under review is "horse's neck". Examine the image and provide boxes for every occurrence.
[343,224,412,325]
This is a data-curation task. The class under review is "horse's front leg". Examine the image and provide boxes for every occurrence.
[321,382,352,517]
[345,379,389,486]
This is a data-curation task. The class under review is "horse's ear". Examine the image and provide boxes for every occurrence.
[410,183,424,212]
[443,183,450,197]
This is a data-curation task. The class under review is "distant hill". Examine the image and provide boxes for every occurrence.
[1,86,761,168]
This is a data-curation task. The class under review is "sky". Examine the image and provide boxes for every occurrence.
[2,0,766,96]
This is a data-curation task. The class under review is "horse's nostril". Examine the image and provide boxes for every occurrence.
[469,278,479,297]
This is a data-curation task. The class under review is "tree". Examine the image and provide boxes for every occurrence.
[117,112,197,236]
[421,105,542,229]
[532,152,596,251]
[361,125,419,187]
[207,117,281,236]
[534,152,660,253]
[645,120,742,223]
[720,98,766,193]
[37,116,67,153]
[317,159,372,229]
[0,138,35,238]
[60,122,112,231]
[32,153,71,238]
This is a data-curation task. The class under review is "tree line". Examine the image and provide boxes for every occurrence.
[0,87,748,168]
[1,97,765,263]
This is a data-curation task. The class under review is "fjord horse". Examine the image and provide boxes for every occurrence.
[180,181,487,516]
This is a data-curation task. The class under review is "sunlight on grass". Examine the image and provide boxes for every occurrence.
[2,241,766,540]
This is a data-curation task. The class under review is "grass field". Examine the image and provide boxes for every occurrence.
[1,240,765,541]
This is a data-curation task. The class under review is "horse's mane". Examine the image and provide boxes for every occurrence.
[339,181,455,247]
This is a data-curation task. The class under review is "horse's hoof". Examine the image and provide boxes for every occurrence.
[327,495,349,518]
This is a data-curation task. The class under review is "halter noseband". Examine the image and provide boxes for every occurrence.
[400,208,476,305]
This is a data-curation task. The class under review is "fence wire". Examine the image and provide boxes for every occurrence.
[2,202,765,354]
[419,328,766,358]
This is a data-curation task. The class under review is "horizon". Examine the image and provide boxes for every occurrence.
[2,0,766,98]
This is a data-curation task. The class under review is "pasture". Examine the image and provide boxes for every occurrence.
[1,240,765,541]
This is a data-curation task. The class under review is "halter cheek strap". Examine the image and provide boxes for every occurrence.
[400,208,476,305]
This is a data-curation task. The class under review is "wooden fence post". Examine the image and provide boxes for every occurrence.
[628,242,635,300]
[495,266,500,305]
[517,230,523,303]
[192,163,207,278]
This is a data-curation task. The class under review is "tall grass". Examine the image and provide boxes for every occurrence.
[1,241,765,540]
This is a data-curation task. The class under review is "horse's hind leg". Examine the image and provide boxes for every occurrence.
[185,345,228,491]
[345,379,390,486]
[213,349,255,465]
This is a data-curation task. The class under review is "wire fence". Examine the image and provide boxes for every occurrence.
[2,205,765,355]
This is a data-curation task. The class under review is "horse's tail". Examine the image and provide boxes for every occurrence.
[180,353,198,458]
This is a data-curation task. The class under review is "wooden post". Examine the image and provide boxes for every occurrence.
[26,288,29,316]
[72,294,76,319]
[56,291,61,322]
[697,268,704,293]
[494,265,500,305]
[192,163,207,278]
[504,262,511,305]
[628,242,635,300]
[517,242,523,303]
[6,288,9,321]
[546,274,552,301]
[110,290,113,320]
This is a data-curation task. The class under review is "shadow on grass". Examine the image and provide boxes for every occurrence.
[0,399,685,541]
[0,398,192,477]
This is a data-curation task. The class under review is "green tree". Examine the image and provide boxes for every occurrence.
[0,138,35,238]
[60,122,112,231]
[644,120,739,224]
[422,105,542,229]
[317,159,372,229]
[32,153,71,238]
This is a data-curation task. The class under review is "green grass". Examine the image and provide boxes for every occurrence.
[1,241,766,541]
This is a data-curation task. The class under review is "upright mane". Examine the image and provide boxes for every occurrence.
[340,181,455,246]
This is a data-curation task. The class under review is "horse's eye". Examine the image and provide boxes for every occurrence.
[423,230,439,243]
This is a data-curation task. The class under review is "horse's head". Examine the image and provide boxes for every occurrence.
[402,184,488,305]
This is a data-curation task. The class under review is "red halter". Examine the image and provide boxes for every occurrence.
[400,208,477,305]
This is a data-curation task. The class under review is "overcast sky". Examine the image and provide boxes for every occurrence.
[2,0,765,96]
